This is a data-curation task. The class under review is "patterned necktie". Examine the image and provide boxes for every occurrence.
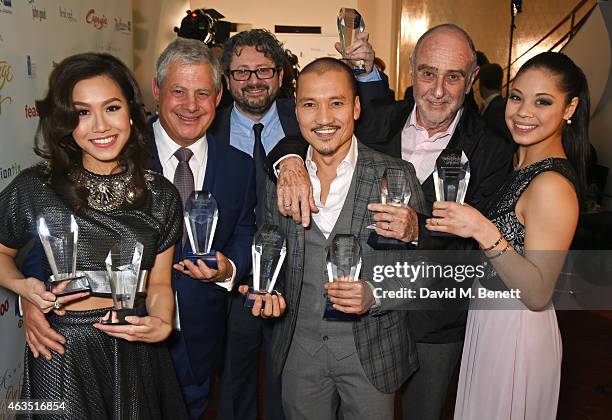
[252,123,266,227]
[173,147,195,209]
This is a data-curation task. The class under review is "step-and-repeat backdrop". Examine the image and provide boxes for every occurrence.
[0,1,132,415]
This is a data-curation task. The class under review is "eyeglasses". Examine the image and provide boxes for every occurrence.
[228,67,278,81]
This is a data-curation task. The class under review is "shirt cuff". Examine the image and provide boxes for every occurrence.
[366,281,381,309]
[356,67,382,82]
[272,154,304,178]
[215,259,236,291]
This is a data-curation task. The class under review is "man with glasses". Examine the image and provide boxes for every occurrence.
[213,28,384,420]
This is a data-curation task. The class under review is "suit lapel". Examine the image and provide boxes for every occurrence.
[203,133,217,191]
[277,99,299,136]
[350,145,377,236]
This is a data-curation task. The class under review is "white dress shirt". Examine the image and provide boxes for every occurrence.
[306,136,358,238]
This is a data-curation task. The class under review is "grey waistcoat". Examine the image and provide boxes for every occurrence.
[293,172,359,360]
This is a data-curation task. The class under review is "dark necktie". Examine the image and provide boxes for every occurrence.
[252,123,266,227]
[173,147,195,209]
[174,147,195,246]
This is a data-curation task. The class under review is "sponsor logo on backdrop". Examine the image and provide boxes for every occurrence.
[0,162,21,181]
[59,5,76,22]
[0,60,13,115]
[86,9,107,29]
[24,104,38,119]
[0,0,12,15]
[32,5,46,21]
[114,17,131,34]
[26,55,37,79]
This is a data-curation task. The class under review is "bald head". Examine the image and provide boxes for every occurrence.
[412,24,477,76]
[297,57,357,98]
[409,24,480,135]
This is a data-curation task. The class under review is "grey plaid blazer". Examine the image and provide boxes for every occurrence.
[265,141,427,393]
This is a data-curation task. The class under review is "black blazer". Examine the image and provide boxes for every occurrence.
[483,94,514,146]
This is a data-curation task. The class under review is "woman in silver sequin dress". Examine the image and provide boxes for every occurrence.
[0,53,187,419]
[426,52,591,419]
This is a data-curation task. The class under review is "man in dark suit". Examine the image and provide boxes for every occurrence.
[257,57,427,419]
[479,62,514,145]
[214,29,386,420]
[274,24,515,420]
[149,38,256,420]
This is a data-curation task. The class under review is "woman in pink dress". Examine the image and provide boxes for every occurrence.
[426,51,591,419]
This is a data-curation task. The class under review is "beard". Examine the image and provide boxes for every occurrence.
[232,83,278,116]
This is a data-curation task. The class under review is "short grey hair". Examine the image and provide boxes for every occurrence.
[156,37,221,92]
[411,23,478,84]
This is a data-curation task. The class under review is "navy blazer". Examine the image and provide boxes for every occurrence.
[148,118,256,384]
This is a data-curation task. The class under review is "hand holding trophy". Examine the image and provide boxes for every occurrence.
[324,234,362,321]
[337,8,366,74]
[367,168,416,249]
[183,190,219,269]
[101,242,145,325]
[431,149,471,237]
[244,224,286,309]
[37,213,91,296]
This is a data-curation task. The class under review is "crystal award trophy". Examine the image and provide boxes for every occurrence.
[184,190,218,269]
[324,234,362,321]
[337,8,366,74]
[245,225,286,308]
[431,149,471,237]
[433,149,471,204]
[367,168,414,250]
[380,168,411,206]
[37,214,90,296]
[102,242,144,324]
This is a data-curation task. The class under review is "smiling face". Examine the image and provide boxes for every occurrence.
[225,46,283,120]
[505,67,578,148]
[412,28,478,135]
[296,70,360,160]
[152,61,221,147]
[71,75,131,174]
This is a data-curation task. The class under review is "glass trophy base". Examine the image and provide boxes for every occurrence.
[367,231,415,250]
[244,287,278,308]
[323,298,360,321]
[184,249,218,270]
[100,308,134,325]
[47,272,91,296]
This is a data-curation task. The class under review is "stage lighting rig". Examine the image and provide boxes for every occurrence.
[174,9,231,46]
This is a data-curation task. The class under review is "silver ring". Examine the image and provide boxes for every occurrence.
[53,299,62,310]
[284,203,291,208]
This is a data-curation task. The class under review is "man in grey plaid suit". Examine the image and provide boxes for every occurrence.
[254,57,427,419]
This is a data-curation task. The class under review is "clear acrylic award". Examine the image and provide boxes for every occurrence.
[245,225,286,308]
[37,214,90,296]
[337,8,366,74]
[431,149,471,237]
[367,168,414,250]
[184,190,219,269]
[380,168,411,206]
[102,242,144,324]
[433,149,471,204]
[324,234,362,321]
